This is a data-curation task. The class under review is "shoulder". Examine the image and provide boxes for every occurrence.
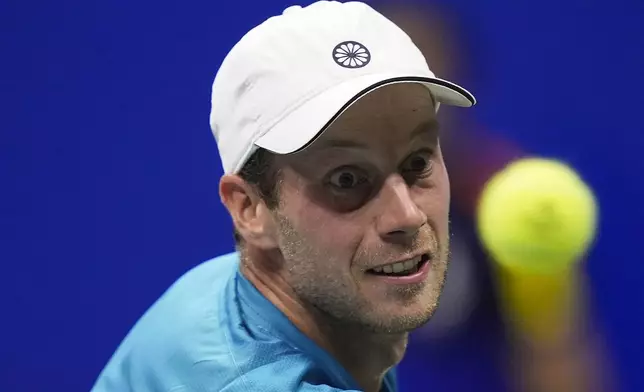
[95,347,352,392]
[91,252,373,392]
[92,253,244,391]
[174,356,363,392]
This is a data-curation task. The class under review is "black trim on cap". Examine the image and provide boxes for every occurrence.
[294,76,476,153]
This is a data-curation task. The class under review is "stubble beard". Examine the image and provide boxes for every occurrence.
[277,214,451,335]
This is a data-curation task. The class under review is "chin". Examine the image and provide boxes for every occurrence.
[362,303,438,334]
[363,316,433,334]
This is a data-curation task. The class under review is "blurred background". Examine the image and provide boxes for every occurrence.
[1,0,643,391]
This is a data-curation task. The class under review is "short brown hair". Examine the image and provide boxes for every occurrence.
[233,148,280,245]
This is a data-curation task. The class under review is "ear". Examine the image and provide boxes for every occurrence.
[219,174,279,249]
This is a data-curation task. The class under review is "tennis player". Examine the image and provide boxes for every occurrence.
[91,2,475,391]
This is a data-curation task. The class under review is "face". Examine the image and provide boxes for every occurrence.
[269,83,450,333]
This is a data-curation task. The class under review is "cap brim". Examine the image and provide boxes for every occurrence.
[255,73,476,155]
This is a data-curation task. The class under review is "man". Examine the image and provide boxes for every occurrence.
[91,1,475,391]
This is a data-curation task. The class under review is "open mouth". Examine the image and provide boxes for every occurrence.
[367,254,430,277]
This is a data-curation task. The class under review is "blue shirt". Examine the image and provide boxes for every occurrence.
[92,252,398,392]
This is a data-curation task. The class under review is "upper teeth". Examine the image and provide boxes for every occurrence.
[372,256,422,274]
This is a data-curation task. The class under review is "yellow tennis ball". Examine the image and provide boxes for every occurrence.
[476,158,598,274]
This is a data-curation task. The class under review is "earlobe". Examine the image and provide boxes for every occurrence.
[219,175,278,249]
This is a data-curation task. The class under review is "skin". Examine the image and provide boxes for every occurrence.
[220,83,451,392]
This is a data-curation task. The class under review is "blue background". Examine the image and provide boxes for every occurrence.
[1,0,643,390]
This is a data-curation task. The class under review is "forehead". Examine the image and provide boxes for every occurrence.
[313,83,437,146]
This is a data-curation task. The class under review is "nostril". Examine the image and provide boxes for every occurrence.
[383,226,421,243]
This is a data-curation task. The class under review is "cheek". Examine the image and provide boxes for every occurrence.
[442,163,451,200]
[439,167,451,214]
[284,201,364,257]
[435,172,451,240]
[416,168,451,228]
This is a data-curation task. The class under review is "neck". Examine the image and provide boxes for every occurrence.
[316,321,408,392]
[240,249,407,392]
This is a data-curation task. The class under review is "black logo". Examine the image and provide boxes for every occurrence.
[332,41,370,69]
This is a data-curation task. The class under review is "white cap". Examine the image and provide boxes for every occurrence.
[210,1,476,174]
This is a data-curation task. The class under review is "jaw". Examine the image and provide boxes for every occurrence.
[348,288,437,333]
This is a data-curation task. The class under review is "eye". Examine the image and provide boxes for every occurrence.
[327,168,368,189]
[324,167,374,212]
[401,150,434,178]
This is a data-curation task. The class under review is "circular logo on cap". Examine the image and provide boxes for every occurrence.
[333,41,370,69]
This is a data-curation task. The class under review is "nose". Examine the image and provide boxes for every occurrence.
[375,174,427,242]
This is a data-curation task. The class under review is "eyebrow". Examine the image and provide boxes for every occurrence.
[316,118,440,150]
